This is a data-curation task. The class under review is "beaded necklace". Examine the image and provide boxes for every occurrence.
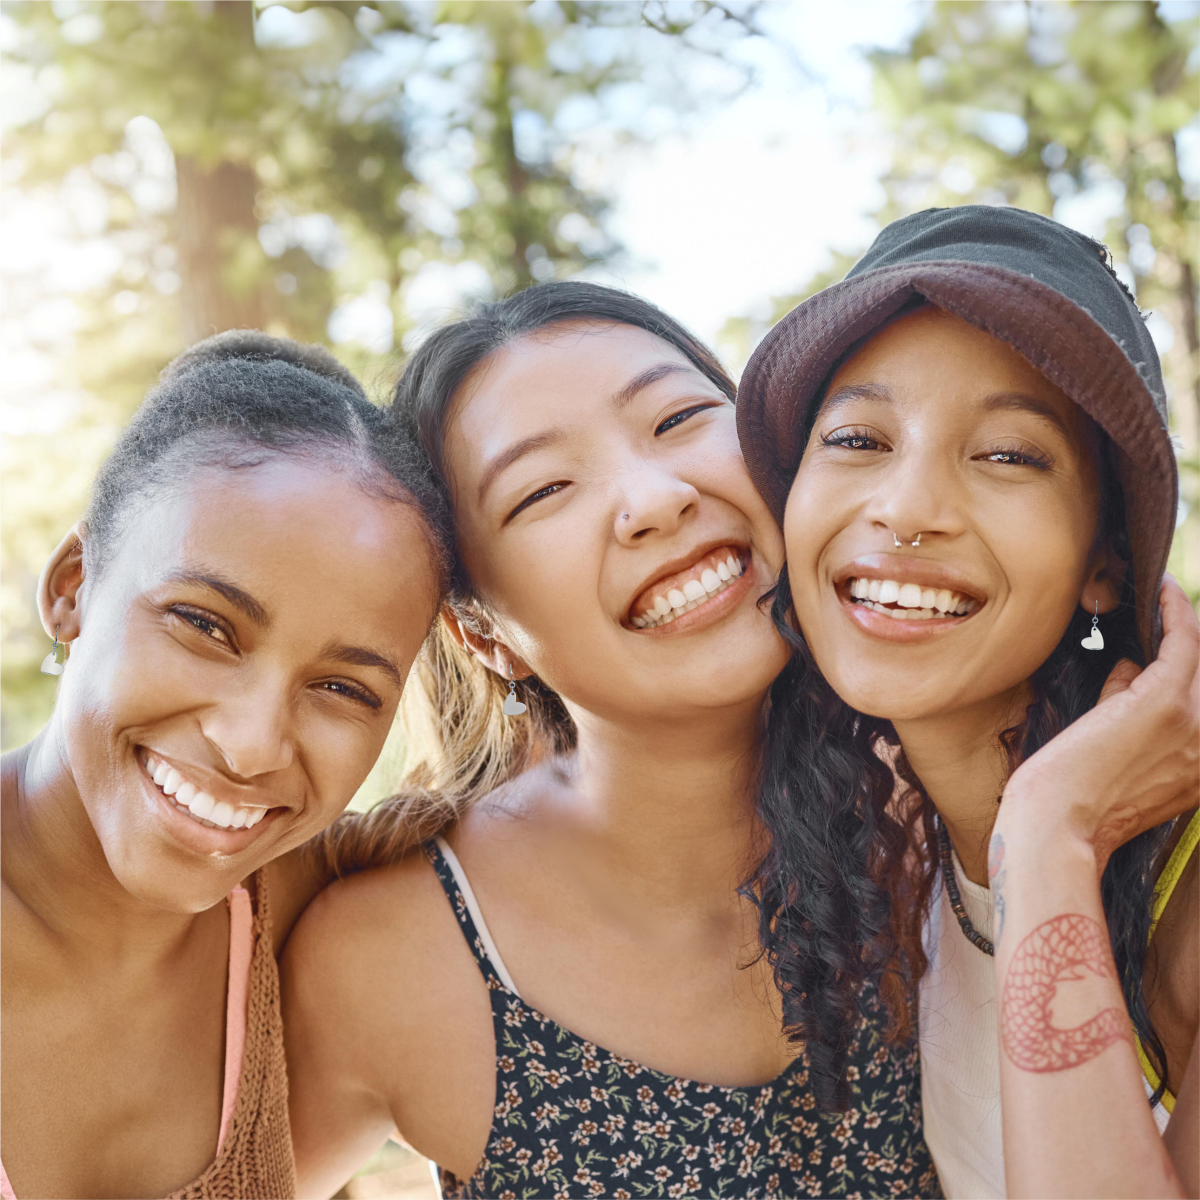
[936,817,994,956]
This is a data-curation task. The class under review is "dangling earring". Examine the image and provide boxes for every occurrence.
[40,626,65,676]
[1080,602,1104,651]
[502,662,527,716]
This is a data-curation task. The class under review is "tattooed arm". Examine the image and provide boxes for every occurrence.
[989,822,1189,1198]
[989,581,1199,1198]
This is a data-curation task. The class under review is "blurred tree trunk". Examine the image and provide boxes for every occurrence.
[173,1,265,342]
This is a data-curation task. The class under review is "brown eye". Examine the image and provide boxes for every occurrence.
[171,606,232,645]
[822,426,885,451]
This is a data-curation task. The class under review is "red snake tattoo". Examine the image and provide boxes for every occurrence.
[1000,913,1129,1073]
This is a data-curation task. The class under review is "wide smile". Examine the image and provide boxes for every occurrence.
[139,749,282,852]
[832,558,987,643]
[626,545,751,634]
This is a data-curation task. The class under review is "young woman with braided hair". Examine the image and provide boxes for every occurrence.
[1,332,448,1198]
[736,206,1199,1197]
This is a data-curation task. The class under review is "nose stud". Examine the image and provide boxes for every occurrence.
[892,531,922,548]
[621,513,630,522]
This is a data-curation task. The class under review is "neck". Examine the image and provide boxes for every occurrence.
[2,722,201,963]
[891,683,1031,886]
[558,691,766,902]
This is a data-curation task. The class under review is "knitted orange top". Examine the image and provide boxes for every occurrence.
[1,870,295,1200]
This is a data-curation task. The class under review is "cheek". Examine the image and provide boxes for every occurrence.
[782,471,836,609]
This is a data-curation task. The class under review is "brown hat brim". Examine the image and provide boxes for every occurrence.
[737,261,1177,656]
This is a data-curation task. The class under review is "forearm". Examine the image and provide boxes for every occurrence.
[991,809,1182,1199]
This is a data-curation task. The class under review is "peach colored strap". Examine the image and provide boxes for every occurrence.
[217,885,254,1155]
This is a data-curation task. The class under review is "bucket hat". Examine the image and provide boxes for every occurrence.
[736,205,1177,656]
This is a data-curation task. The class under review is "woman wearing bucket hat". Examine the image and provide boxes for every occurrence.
[736,205,1198,1198]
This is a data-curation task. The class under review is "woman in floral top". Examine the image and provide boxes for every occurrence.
[283,283,940,1199]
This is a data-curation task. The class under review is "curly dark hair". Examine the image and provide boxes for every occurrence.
[743,447,1172,1114]
[84,329,452,583]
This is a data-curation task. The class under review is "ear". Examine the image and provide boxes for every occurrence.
[439,607,534,681]
[37,524,87,642]
[1079,539,1125,617]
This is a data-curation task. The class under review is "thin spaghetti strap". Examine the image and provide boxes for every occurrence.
[1135,808,1200,1112]
[424,838,520,996]
[1150,809,1200,935]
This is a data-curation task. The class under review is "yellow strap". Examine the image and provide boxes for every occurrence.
[1135,810,1200,1113]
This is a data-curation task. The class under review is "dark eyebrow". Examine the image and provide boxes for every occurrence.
[820,381,893,413]
[323,642,405,690]
[476,429,567,504]
[164,571,269,627]
[610,362,698,409]
[981,391,1072,437]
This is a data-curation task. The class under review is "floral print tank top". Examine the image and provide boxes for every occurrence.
[425,841,940,1200]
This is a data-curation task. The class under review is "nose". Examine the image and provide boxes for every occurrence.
[863,439,967,545]
[199,677,295,781]
[613,464,700,544]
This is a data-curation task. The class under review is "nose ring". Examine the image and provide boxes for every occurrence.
[892,531,922,548]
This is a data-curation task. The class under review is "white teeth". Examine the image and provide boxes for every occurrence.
[847,578,977,620]
[700,569,721,593]
[652,595,671,617]
[667,588,687,611]
[190,790,216,819]
[210,801,236,828]
[682,579,707,602]
[147,755,265,831]
[727,556,743,576]
[716,561,731,582]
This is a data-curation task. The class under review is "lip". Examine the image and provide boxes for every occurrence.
[627,550,757,638]
[138,750,284,856]
[832,554,987,644]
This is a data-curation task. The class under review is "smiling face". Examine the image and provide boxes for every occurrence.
[442,320,788,724]
[49,455,439,911]
[784,306,1119,724]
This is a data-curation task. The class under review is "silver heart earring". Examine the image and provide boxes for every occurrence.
[502,662,527,717]
[40,626,65,676]
[1080,602,1104,651]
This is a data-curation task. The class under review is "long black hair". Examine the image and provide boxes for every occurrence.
[743,430,1173,1113]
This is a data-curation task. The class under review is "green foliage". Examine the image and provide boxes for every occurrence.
[0,0,759,750]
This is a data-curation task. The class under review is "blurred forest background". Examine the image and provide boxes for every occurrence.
[4,0,1198,800]
[1,2,1197,1195]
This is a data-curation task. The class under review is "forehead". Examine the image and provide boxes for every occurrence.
[108,456,436,626]
[445,321,705,468]
[828,307,1080,421]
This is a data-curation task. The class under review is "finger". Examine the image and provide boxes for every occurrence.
[1132,575,1200,696]
[1097,658,1141,703]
